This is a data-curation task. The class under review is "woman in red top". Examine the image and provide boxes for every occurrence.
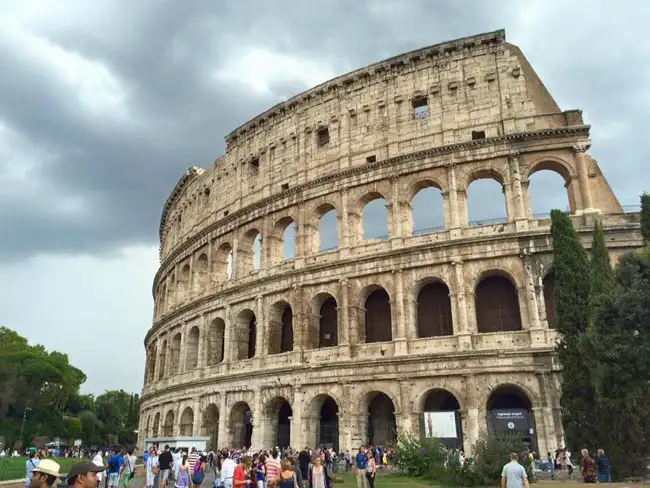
[234,457,253,486]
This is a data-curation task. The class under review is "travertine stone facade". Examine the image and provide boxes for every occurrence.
[139,30,643,455]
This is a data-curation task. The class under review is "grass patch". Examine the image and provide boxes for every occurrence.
[0,457,83,481]
[336,472,437,487]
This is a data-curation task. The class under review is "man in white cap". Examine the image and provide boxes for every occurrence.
[31,459,63,488]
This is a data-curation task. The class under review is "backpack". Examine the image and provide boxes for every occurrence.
[193,460,203,475]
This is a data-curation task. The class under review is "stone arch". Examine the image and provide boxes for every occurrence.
[180,407,194,436]
[474,270,523,333]
[308,292,338,349]
[185,326,200,370]
[234,309,257,360]
[360,390,398,446]
[309,201,339,253]
[359,191,389,240]
[525,157,576,216]
[465,168,508,226]
[420,389,463,448]
[193,253,209,293]
[163,409,175,436]
[178,263,191,303]
[486,384,537,451]
[152,412,161,438]
[270,216,297,264]
[157,340,167,379]
[206,318,226,365]
[415,278,453,338]
[267,300,294,355]
[213,242,233,282]
[542,270,557,329]
[201,404,220,450]
[359,285,392,343]
[305,394,340,451]
[409,179,446,236]
[239,228,262,274]
[229,401,253,448]
[263,396,293,449]
[170,332,182,374]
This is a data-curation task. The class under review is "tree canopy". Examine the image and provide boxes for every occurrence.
[0,327,139,449]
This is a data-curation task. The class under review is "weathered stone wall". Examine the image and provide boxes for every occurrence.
[140,30,644,456]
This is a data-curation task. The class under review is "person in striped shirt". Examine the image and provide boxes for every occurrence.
[187,449,200,474]
[264,450,281,485]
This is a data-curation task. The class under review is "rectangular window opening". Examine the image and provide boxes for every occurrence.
[223,210,229,217]
[412,97,429,119]
[281,183,289,191]
[250,157,260,170]
[317,127,330,147]
[366,155,377,164]
[471,130,486,140]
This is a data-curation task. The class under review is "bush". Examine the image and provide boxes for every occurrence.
[395,432,534,487]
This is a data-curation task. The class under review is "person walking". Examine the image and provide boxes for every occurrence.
[500,453,529,488]
[353,447,369,488]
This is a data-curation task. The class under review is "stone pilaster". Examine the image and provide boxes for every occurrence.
[446,161,461,236]
[452,260,471,349]
[255,295,265,360]
[339,278,350,345]
[573,141,595,212]
[509,152,528,230]
[218,395,228,449]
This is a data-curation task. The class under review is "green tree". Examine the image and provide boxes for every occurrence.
[589,221,614,326]
[550,210,598,450]
[590,252,650,478]
[641,192,650,245]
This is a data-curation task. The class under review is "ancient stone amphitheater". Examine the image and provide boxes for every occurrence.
[138,30,642,456]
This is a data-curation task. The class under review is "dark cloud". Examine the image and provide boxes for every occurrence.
[1,0,648,262]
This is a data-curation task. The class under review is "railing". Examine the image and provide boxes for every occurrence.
[413,225,446,236]
[468,217,508,226]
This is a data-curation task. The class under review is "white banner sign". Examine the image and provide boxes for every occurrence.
[423,411,457,439]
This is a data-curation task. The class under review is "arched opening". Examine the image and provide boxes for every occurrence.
[283,222,297,260]
[411,184,445,235]
[416,281,453,337]
[268,301,294,355]
[467,172,507,226]
[152,412,160,438]
[239,229,262,274]
[313,203,338,252]
[364,392,397,446]
[307,395,339,451]
[527,162,574,217]
[362,194,389,240]
[157,341,167,379]
[253,234,262,271]
[308,293,338,349]
[264,397,293,449]
[146,344,157,383]
[364,287,392,343]
[178,264,191,302]
[180,407,194,436]
[185,326,200,371]
[270,217,297,264]
[163,410,174,437]
[206,318,226,366]
[170,333,182,374]
[201,404,219,450]
[235,310,257,360]
[543,271,557,329]
[230,402,253,449]
[145,416,151,438]
[421,389,462,449]
[193,253,209,293]
[475,274,522,333]
[486,385,537,452]
[213,243,233,282]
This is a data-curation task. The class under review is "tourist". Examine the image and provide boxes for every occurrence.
[176,454,190,488]
[233,457,252,486]
[272,459,298,488]
[254,454,266,488]
[173,449,182,481]
[90,450,105,488]
[500,452,529,488]
[120,447,138,488]
[25,451,41,488]
[30,459,62,488]
[365,450,376,488]
[353,447,369,488]
[158,446,173,486]
[580,449,597,483]
[265,450,281,486]
[146,447,159,488]
[595,449,611,483]
[308,454,332,488]
[106,448,124,488]
[220,452,236,488]
[298,448,310,487]
[191,454,207,487]
[66,462,107,488]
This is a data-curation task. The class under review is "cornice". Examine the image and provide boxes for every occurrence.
[153,125,591,287]
[158,166,204,245]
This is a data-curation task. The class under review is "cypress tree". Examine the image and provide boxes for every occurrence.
[641,192,650,245]
[550,209,597,450]
[589,220,615,313]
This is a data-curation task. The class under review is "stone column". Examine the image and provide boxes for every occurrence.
[223,306,233,364]
[452,260,471,349]
[179,322,188,374]
[340,189,350,257]
[294,204,306,268]
[193,399,202,437]
[389,176,404,246]
[197,314,207,369]
[446,161,462,237]
[339,278,350,346]
[509,152,528,230]
[462,375,483,456]
[522,254,541,329]
[218,396,228,449]
[573,141,594,212]
[532,407,548,456]
[256,295,265,360]
[251,391,264,450]
[393,269,407,355]
[291,388,304,448]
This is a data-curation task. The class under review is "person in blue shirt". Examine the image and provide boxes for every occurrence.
[107,449,125,488]
[595,449,611,483]
[354,447,369,488]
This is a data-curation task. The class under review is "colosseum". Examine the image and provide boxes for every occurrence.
[138,29,643,456]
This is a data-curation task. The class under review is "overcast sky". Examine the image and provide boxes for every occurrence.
[1,1,648,396]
